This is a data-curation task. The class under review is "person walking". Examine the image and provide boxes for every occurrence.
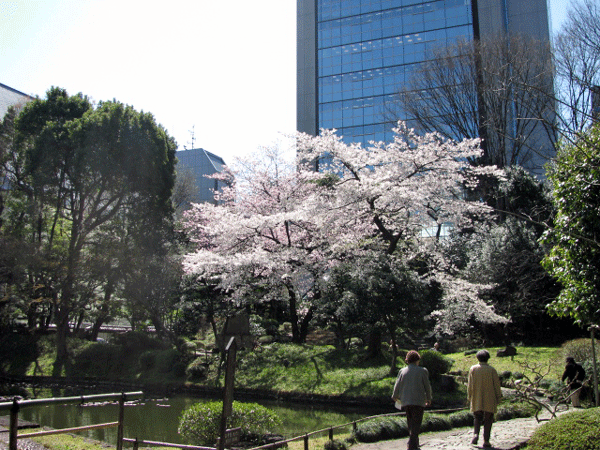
[467,350,502,448]
[392,350,432,450]
[562,356,586,407]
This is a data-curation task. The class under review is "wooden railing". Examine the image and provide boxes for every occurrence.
[0,391,143,450]
[1,393,465,450]
[246,408,466,450]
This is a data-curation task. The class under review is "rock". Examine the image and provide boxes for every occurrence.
[497,346,517,357]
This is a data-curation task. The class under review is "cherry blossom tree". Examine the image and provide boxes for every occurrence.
[182,124,506,342]
[182,146,334,343]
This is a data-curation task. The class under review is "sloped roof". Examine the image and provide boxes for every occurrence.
[204,149,227,172]
[0,83,33,119]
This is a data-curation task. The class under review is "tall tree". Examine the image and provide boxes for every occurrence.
[394,35,556,175]
[542,124,600,327]
[554,0,600,139]
[7,88,176,373]
[183,124,506,343]
[182,146,328,343]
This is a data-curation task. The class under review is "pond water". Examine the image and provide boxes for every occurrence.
[18,396,373,447]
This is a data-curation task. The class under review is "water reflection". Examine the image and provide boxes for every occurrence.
[19,396,366,446]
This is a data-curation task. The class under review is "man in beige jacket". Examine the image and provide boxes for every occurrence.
[467,350,502,448]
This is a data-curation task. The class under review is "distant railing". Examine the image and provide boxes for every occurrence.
[0,391,143,450]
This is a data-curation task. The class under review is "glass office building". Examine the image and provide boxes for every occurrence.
[297,0,551,147]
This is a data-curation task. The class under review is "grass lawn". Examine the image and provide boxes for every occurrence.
[445,346,564,381]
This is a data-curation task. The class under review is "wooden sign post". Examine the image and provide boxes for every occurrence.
[218,337,237,450]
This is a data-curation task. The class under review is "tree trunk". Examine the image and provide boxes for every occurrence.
[367,328,382,359]
[299,306,314,343]
[52,306,70,377]
[286,285,302,343]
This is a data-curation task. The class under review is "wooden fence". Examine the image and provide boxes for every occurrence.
[0,391,143,450]
[1,393,465,450]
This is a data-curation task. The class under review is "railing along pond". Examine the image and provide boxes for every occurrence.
[245,408,464,450]
[1,393,464,450]
[0,391,143,450]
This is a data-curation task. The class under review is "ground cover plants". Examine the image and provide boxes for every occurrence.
[525,408,600,450]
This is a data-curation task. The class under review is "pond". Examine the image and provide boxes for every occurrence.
[18,395,376,447]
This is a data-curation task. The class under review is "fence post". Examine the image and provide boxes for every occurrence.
[329,427,333,441]
[133,438,139,450]
[9,398,19,450]
[117,393,125,450]
[304,434,309,450]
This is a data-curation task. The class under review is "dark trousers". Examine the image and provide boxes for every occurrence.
[404,405,425,450]
[473,411,494,443]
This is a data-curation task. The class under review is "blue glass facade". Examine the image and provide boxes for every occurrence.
[315,0,474,145]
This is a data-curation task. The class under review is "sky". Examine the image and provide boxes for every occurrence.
[1,0,570,165]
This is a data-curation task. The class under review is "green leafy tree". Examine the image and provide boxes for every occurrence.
[318,255,436,372]
[4,87,176,373]
[444,167,578,344]
[542,125,600,326]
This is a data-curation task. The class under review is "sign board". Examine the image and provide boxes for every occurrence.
[222,427,242,447]
[222,313,252,349]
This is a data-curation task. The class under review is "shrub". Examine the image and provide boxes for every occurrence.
[448,410,473,428]
[324,439,347,450]
[421,414,452,432]
[354,417,407,442]
[499,370,512,381]
[419,350,453,379]
[186,357,209,381]
[138,351,155,371]
[496,402,537,421]
[527,409,600,450]
[178,401,281,446]
[154,349,180,373]
[561,338,600,367]
[70,342,123,378]
[111,331,168,353]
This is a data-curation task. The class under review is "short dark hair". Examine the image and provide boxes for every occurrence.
[405,350,421,364]
[476,350,490,362]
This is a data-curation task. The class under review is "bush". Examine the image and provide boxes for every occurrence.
[448,410,473,428]
[186,357,209,381]
[111,331,168,353]
[499,370,512,381]
[527,408,600,450]
[419,350,453,379]
[178,401,281,446]
[324,439,347,450]
[139,351,155,371]
[70,342,123,378]
[562,338,600,367]
[496,402,538,421]
[354,417,407,442]
[421,414,452,432]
